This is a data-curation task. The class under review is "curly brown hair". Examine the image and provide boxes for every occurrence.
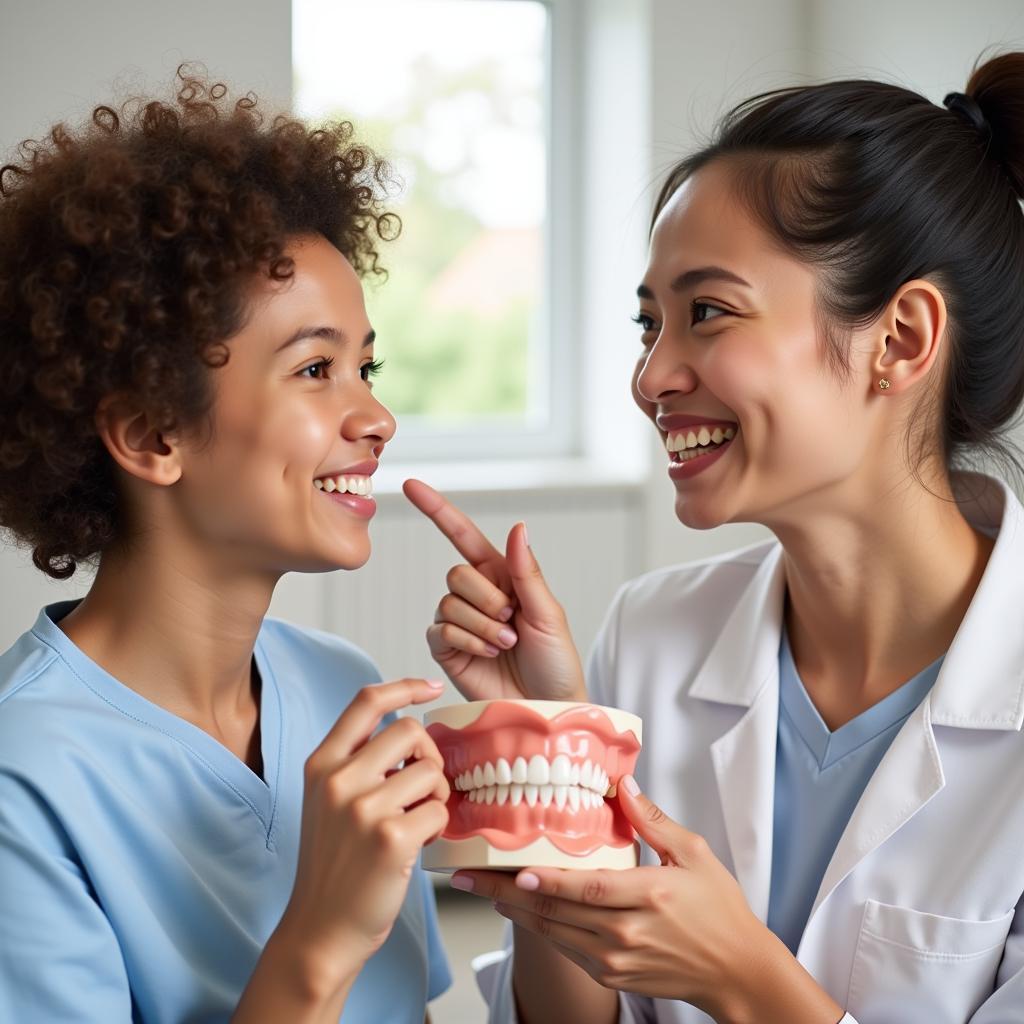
[0,67,399,580]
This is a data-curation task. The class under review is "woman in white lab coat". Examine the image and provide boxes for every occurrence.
[404,51,1024,1023]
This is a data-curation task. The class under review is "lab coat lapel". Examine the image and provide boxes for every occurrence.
[709,683,780,921]
[690,544,787,921]
[803,696,945,932]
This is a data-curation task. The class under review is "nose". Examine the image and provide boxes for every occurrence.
[342,385,396,450]
[633,334,699,406]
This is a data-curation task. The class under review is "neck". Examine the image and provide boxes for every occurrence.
[772,468,993,727]
[60,534,278,727]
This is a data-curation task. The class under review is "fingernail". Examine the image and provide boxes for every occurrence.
[622,774,640,797]
[450,874,474,893]
[516,871,540,891]
[497,627,518,647]
[521,523,530,547]
[498,606,514,622]
[426,679,445,689]
[483,643,501,656]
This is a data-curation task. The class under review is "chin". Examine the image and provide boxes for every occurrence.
[329,546,372,572]
[284,540,372,574]
[421,699,643,872]
[673,493,732,531]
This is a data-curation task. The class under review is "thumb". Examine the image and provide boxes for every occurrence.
[617,775,696,867]
[505,522,563,626]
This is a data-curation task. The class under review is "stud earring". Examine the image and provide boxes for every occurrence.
[878,378,891,390]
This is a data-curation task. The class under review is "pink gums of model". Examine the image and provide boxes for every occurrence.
[423,700,643,871]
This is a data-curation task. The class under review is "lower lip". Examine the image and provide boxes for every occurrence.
[321,490,377,519]
[667,438,734,480]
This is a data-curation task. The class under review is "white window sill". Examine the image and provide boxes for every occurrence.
[373,456,648,501]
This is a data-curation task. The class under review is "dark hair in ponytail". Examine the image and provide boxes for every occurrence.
[653,52,1024,476]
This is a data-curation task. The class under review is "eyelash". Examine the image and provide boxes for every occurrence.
[361,358,384,382]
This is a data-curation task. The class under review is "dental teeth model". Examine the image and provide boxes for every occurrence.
[423,700,643,871]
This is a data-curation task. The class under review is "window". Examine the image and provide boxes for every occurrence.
[293,0,575,462]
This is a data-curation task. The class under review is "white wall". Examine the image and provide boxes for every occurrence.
[0,0,290,151]
[806,0,1024,89]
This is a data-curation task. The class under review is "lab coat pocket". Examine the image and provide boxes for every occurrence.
[847,899,1014,1024]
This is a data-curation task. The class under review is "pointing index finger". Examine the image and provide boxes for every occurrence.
[403,478,507,577]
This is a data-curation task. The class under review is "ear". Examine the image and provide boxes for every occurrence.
[872,279,947,394]
[95,394,182,487]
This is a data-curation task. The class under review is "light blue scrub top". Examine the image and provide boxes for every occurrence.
[0,602,451,1023]
[766,630,943,954]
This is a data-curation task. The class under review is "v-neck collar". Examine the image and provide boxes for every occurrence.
[33,601,283,843]
[778,630,942,770]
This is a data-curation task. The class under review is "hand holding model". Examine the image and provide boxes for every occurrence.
[243,678,449,1013]
[453,778,843,1023]
[403,479,587,703]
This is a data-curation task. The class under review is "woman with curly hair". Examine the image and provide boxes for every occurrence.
[0,71,451,1022]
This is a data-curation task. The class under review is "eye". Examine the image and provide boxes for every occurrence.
[300,356,335,380]
[631,312,659,337]
[691,300,729,325]
[361,358,384,383]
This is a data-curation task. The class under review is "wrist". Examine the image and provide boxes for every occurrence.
[266,913,363,1007]
[711,922,843,1024]
[232,919,362,1024]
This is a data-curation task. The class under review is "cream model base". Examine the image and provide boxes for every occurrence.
[423,834,639,873]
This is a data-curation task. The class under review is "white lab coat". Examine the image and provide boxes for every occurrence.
[476,472,1024,1023]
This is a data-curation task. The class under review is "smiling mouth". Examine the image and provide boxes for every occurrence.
[665,424,737,463]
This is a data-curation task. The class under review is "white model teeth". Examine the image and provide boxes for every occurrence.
[454,757,610,813]
[665,425,736,453]
[550,754,572,786]
[454,758,608,795]
[527,754,548,785]
[313,474,374,495]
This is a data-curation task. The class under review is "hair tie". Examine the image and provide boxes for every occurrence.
[943,91,991,140]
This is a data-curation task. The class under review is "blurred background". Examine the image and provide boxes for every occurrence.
[2,0,1023,1018]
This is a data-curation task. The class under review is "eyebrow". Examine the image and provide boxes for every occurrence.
[636,266,753,300]
[275,325,376,353]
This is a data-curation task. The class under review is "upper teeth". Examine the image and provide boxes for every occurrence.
[314,475,373,495]
[666,425,735,452]
[461,782,606,809]
[454,756,609,796]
